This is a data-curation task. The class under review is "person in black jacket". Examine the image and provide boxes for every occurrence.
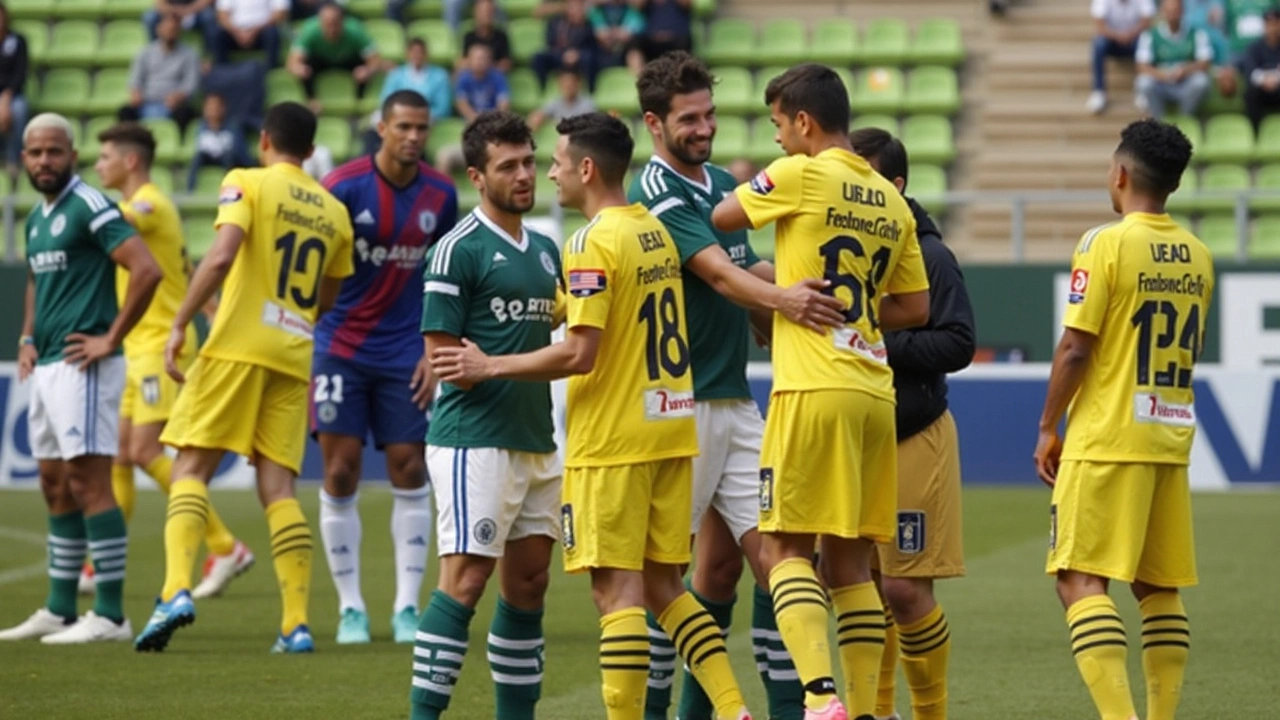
[0,3,28,172]
[850,128,976,720]
[1238,8,1280,130]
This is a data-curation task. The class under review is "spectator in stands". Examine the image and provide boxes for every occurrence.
[1089,0,1157,114]
[462,0,512,74]
[381,37,452,120]
[287,2,383,113]
[1184,0,1236,92]
[529,66,595,129]
[1239,7,1280,128]
[186,93,251,191]
[1216,0,1275,96]
[532,0,598,89]
[120,13,200,132]
[455,43,511,121]
[290,0,327,21]
[0,2,28,173]
[590,0,646,69]
[625,0,693,74]
[1135,0,1213,118]
[144,0,216,45]
[212,0,288,67]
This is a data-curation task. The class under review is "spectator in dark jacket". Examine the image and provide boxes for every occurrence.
[461,0,512,73]
[625,0,693,74]
[850,126,975,720]
[0,3,28,169]
[531,0,599,89]
[1239,7,1280,129]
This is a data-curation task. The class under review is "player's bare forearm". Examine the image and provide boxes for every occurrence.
[490,327,601,381]
[107,237,162,347]
[690,247,781,312]
[1038,328,1097,431]
[22,272,34,337]
[175,225,243,329]
[878,290,930,331]
[711,194,751,232]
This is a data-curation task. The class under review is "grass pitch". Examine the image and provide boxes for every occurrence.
[0,487,1276,719]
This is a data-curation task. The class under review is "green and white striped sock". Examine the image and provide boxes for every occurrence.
[86,508,128,623]
[45,511,86,620]
[488,598,544,720]
[645,610,677,720]
[410,590,474,720]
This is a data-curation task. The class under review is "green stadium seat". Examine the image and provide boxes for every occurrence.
[149,167,175,196]
[508,68,542,115]
[693,0,717,19]
[858,18,909,66]
[702,19,756,67]
[143,117,184,165]
[593,67,640,115]
[76,115,116,164]
[850,114,898,133]
[104,0,152,19]
[532,173,556,212]
[185,215,218,260]
[1255,115,1280,163]
[404,0,444,19]
[1165,115,1203,163]
[316,117,353,162]
[427,116,465,159]
[1196,214,1241,257]
[1202,76,1245,114]
[44,21,99,68]
[14,20,47,63]
[53,0,105,21]
[358,71,386,114]
[851,67,904,115]
[758,19,808,66]
[508,19,545,65]
[833,67,856,108]
[6,0,48,21]
[1197,163,1250,213]
[1166,168,1198,213]
[1253,163,1280,213]
[191,166,224,197]
[36,68,91,115]
[503,0,540,20]
[1168,213,1192,230]
[713,66,755,116]
[632,123,654,164]
[909,164,948,215]
[267,69,305,106]
[367,19,406,63]
[911,18,965,66]
[99,20,147,67]
[1198,114,1254,164]
[748,118,782,165]
[86,68,129,116]
[811,19,858,66]
[315,72,358,115]
[533,120,558,163]
[904,66,959,116]
[754,66,788,103]
[1251,214,1280,257]
[902,115,955,166]
[407,21,457,64]
[710,116,749,165]
[748,222,775,261]
[347,0,388,19]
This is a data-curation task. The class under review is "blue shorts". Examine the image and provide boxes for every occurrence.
[309,353,427,448]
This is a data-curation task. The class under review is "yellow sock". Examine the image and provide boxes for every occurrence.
[111,464,136,524]
[1067,595,1136,720]
[831,582,886,718]
[142,454,173,493]
[1139,592,1189,720]
[162,478,209,600]
[876,604,898,717]
[658,592,746,720]
[898,603,950,720]
[769,558,836,712]
[598,607,648,720]
[266,498,312,635]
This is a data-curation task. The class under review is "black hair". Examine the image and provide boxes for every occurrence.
[381,89,430,120]
[849,127,909,190]
[556,112,634,186]
[407,36,426,51]
[263,101,317,158]
[463,110,535,171]
[1116,118,1193,197]
[636,51,715,119]
[98,122,156,168]
[764,63,850,135]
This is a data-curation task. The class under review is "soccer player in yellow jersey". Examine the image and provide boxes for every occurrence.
[712,65,931,720]
[432,112,753,720]
[89,123,253,599]
[1034,119,1212,720]
[135,102,355,654]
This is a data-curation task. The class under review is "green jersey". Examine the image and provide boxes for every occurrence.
[25,177,134,365]
[627,157,760,401]
[292,16,376,65]
[421,209,561,453]
[1224,0,1271,51]
[1136,21,1212,67]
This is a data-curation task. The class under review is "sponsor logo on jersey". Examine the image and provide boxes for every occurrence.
[540,251,556,276]
[219,186,244,205]
[261,301,314,340]
[473,518,497,546]
[354,209,375,225]
[759,468,774,511]
[749,170,775,195]
[29,249,68,274]
[643,388,695,421]
[50,215,66,237]
[355,238,426,268]
[1134,393,1196,426]
[834,327,888,363]
[490,296,557,323]
[568,269,607,297]
[896,510,926,554]
[1068,268,1089,304]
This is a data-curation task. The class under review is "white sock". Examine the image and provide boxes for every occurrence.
[390,485,433,613]
[319,489,365,614]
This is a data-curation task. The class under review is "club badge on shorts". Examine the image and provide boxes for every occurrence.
[759,468,774,512]
[1049,504,1058,550]
[560,504,575,550]
[473,518,497,546]
[141,376,161,406]
[897,511,926,554]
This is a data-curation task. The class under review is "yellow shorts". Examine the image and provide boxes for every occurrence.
[1045,460,1197,587]
[160,357,308,474]
[759,390,897,542]
[875,410,965,578]
[120,354,191,426]
[561,457,693,573]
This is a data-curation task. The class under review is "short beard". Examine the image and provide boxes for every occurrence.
[28,165,73,197]
[487,189,534,215]
[663,125,711,166]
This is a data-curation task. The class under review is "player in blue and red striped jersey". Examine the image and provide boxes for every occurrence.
[312,89,459,645]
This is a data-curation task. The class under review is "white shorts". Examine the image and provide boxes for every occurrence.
[691,398,763,543]
[426,445,562,559]
[28,356,125,461]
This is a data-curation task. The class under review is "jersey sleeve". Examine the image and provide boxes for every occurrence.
[733,154,807,230]
[649,195,718,264]
[563,225,615,331]
[90,204,134,255]
[421,241,474,337]
[1062,228,1116,335]
[118,196,158,235]
[884,219,930,295]
[214,169,253,232]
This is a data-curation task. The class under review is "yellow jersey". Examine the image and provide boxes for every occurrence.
[735,148,929,401]
[202,163,355,382]
[116,182,196,359]
[1061,212,1215,465]
[562,203,698,467]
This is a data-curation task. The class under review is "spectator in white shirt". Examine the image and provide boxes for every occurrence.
[528,67,595,130]
[1135,0,1214,118]
[1089,0,1158,113]
[212,0,288,67]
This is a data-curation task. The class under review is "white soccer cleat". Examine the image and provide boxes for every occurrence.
[40,611,133,644]
[1086,90,1107,115]
[78,563,95,596]
[192,540,256,599]
[0,608,75,640]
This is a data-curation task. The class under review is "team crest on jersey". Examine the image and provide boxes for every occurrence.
[317,401,338,424]
[1068,269,1089,304]
[759,468,774,511]
[897,511,926,554]
[141,376,161,406]
[50,215,66,237]
[219,186,243,205]
[28,226,35,239]
[560,504,575,549]
[473,518,497,546]
[418,210,437,235]
[568,269,607,297]
[540,251,556,276]
[749,171,775,195]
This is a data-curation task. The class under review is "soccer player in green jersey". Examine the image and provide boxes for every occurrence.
[411,110,563,720]
[628,52,846,720]
[0,113,160,644]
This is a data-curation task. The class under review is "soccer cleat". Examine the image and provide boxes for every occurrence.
[192,540,256,599]
[732,710,754,720]
[1086,90,1107,115]
[335,608,371,645]
[134,590,196,652]
[391,606,418,644]
[41,611,133,644]
[803,698,849,720]
[271,624,315,654]
[0,608,75,641]
[78,562,95,596]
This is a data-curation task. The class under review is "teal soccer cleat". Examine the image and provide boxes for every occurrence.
[271,624,315,654]
[392,606,419,644]
[335,608,371,644]
[134,590,196,652]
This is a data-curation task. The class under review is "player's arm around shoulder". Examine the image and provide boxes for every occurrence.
[711,154,807,232]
